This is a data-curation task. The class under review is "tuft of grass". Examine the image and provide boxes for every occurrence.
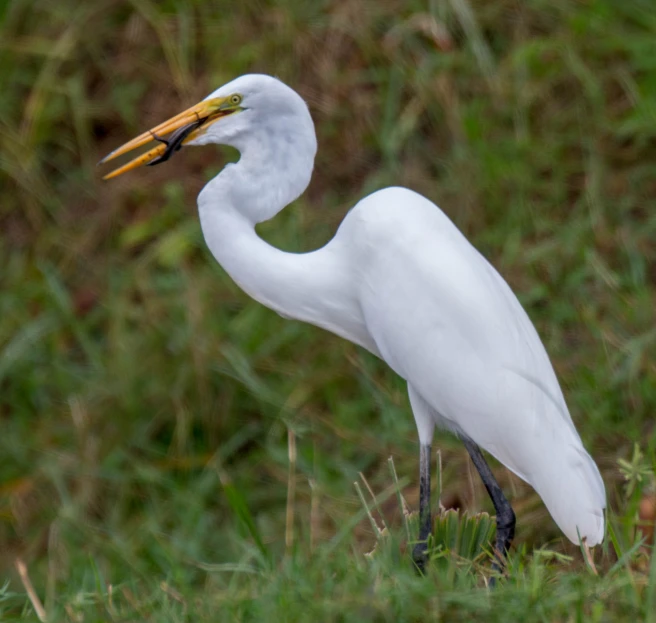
[1,0,656,619]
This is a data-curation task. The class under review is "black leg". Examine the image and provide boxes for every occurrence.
[412,443,431,573]
[462,437,515,575]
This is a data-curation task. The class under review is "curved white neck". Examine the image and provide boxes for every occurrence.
[197,152,377,354]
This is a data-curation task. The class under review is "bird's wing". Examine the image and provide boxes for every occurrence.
[345,186,570,436]
[343,187,605,544]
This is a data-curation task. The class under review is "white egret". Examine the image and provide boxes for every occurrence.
[101,74,606,571]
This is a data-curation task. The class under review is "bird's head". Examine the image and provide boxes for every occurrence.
[100,74,316,180]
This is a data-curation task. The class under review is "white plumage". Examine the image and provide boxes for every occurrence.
[103,73,606,553]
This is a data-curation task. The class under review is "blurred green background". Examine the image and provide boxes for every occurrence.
[1,0,656,620]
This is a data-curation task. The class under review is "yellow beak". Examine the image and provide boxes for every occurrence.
[99,96,235,180]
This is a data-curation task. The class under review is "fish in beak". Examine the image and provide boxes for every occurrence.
[99,94,242,180]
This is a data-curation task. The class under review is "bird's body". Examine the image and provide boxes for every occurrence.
[102,73,606,562]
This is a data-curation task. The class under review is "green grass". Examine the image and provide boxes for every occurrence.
[1,0,656,620]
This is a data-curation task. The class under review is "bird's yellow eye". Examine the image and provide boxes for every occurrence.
[230,94,242,106]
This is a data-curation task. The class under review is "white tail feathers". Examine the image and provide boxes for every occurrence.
[530,442,606,546]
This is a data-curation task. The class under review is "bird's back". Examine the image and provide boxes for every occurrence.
[336,186,605,545]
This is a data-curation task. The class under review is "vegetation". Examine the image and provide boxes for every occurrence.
[1,0,656,620]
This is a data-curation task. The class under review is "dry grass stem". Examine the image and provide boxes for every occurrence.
[285,428,297,552]
[309,478,319,552]
[354,481,382,537]
[14,558,47,622]
[359,471,389,533]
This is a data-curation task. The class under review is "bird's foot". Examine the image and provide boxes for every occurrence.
[488,541,511,588]
[488,508,514,585]
[412,541,429,575]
